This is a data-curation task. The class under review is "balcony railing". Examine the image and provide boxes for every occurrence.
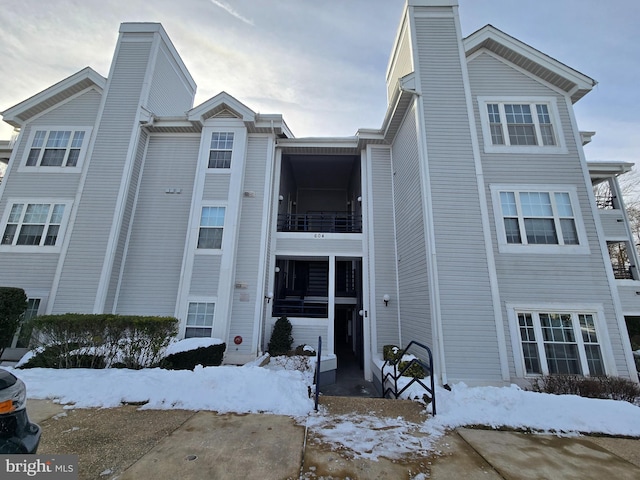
[273,299,328,318]
[277,212,362,233]
[612,265,634,280]
[595,194,615,210]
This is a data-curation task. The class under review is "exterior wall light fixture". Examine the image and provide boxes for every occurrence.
[383,294,390,306]
[265,292,273,303]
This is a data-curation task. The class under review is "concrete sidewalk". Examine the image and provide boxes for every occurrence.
[27,398,640,479]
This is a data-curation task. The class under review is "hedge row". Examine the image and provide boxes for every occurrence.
[22,313,178,369]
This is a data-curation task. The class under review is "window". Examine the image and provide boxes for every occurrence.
[23,128,90,168]
[3,298,41,349]
[185,302,215,338]
[197,206,225,249]
[16,299,41,348]
[516,311,605,376]
[478,98,565,153]
[1,202,69,248]
[208,132,234,168]
[492,186,587,253]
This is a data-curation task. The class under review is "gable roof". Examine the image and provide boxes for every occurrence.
[185,91,292,137]
[1,67,106,128]
[188,92,256,123]
[464,25,596,103]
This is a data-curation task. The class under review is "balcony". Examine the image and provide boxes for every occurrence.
[277,212,362,233]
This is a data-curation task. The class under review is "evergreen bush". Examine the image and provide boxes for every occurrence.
[268,317,293,355]
[160,343,226,370]
[0,287,28,357]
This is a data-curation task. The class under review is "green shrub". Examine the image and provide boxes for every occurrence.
[383,345,402,364]
[0,287,28,357]
[530,375,640,404]
[160,343,226,370]
[268,317,293,356]
[398,360,426,379]
[21,314,178,369]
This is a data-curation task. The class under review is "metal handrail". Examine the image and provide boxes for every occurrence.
[381,340,436,415]
[314,336,322,412]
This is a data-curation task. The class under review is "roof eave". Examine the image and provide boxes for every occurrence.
[1,67,106,128]
[464,25,596,103]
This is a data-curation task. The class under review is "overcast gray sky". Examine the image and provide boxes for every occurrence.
[1,0,638,165]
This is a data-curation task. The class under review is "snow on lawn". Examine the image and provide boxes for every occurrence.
[7,359,640,460]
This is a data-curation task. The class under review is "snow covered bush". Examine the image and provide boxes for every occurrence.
[160,338,226,370]
[294,344,316,356]
[530,374,640,404]
[20,314,178,369]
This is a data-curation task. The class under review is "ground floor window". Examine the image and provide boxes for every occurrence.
[2,298,41,350]
[185,302,215,338]
[517,311,605,376]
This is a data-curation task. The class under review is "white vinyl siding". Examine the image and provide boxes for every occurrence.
[391,104,432,350]
[52,38,153,313]
[414,14,502,382]
[369,146,400,349]
[230,135,271,354]
[115,136,199,316]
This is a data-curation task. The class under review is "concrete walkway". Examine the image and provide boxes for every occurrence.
[27,398,640,480]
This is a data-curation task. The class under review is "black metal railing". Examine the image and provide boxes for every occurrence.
[612,265,634,280]
[314,336,322,412]
[382,340,436,415]
[595,194,615,210]
[272,299,328,318]
[277,212,362,233]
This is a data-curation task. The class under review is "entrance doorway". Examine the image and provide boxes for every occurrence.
[321,259,375,397]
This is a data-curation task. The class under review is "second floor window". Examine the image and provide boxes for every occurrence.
[500,191,578,246]
[479,97,565,154]
[487,103,555,146]
[208,132,234,168]
[24,129,90,168]
[1,202,67,247]
[197,206,225,249]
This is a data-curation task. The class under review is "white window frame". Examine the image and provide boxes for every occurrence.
[491,185,589,254]
[207,131,234,169]
[195,204,226,254]
[19,127,92,171]
[506,303,613,378]
[183,298,217,339]
[478,97,566,154]
[0,199,73,253]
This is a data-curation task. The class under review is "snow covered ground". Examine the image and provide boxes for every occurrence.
[6,354,640,460]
